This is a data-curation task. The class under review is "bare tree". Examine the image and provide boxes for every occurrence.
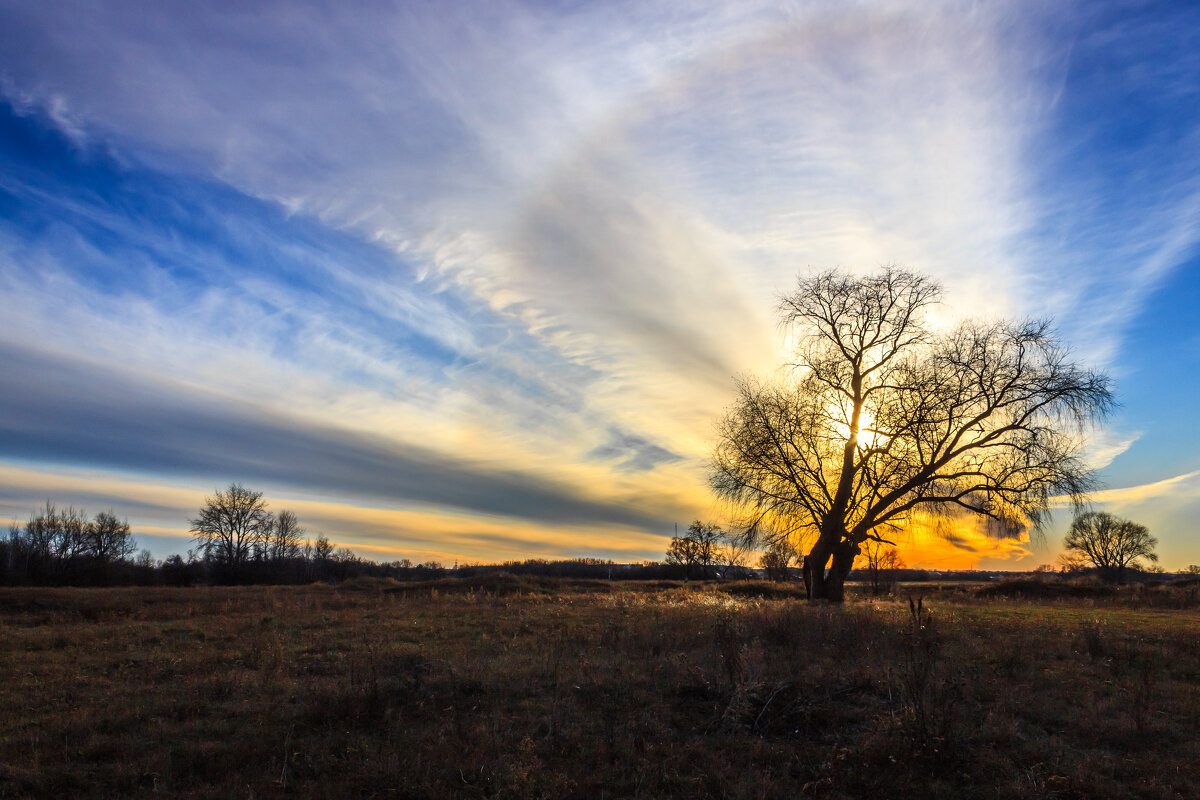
[860,539,905,595]
[1063,511,1157,583]
[759,539,798,582]
[711,267,1113,601]
[1056,550,1091,575]
[665,521,724,580]
[716,528,754,578]
[190,483,273,567]
[266,509,304,562]
[89,511,135,563]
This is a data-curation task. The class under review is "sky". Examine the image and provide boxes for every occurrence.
[1,0,1198,570]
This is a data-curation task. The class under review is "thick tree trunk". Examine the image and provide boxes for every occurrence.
[825,540,859,602]
[804,536,859,602]
[804,539,833,599]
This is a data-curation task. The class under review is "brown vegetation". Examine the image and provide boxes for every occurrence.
[2,579,1199,798]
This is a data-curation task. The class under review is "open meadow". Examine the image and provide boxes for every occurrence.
[3,578,1200,799]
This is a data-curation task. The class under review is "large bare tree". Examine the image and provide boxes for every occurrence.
[711,267,1113,600]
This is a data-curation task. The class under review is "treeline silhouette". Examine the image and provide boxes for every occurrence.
[3,499,714,587]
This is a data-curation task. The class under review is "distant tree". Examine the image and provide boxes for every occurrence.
[25,502,89,563]
[89,511,135,563]
[309,534,334,580]
[190,484,274,569]
[665,536,699,579]
[665,521,723,579]
[1063,511,1157,584]
[759,539,798,582]
[312,534,333,563]
[711,267,1113,600]
[716,528,754,578]
[1056,550,1091,575]
[860,539,905,595]
[1185,565,1200,575]
[266,509,304,562]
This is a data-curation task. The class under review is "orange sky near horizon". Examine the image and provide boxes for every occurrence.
[0,462,1085,572]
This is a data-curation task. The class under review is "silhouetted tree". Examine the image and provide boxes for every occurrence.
[1063,511,1157,583]
[665,521,723,579]
[716,529,754,578]
[89,511,135,564]
[3,503,137,583]
[309,534,334,580]
[860,539,905,595]
[267,509,304,562]
[760,539,798,582]
[712,267,1113,601]
[1056,550,1091,575]
[190,484,273,573]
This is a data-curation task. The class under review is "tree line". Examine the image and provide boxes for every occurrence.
[4,487,1164,590]
[0,484,441,587]
[2,484,721,587]
[2,502,143,585]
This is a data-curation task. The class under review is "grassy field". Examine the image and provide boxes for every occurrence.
[3,577,1200,799]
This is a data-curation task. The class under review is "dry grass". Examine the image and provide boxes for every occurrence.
[2,580,1199,798]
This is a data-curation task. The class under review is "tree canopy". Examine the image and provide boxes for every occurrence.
[711,267,1113,600]
[190,483,274,567]
[1063,511,1157,583]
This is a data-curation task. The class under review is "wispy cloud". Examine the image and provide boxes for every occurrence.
[1087,470,1200,508]
[0,342,681,532]
[1084,429,1142,471]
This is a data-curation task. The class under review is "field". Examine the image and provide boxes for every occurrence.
[3,578,1200,799]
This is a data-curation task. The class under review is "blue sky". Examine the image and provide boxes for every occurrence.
[1,0,1198,568]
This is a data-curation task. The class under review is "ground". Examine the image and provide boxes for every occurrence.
[2,576,1200,798]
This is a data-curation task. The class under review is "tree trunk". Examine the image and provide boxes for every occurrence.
[804,539,833,600]
[825,540,859,602]
[804,536,858,602]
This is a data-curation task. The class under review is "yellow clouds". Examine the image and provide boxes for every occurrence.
[275,496,673,564]
[885,512,1034,570]
[0,463,202,526]
[0,462,684,565]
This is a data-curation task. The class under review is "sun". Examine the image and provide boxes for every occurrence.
[829,399,882,447]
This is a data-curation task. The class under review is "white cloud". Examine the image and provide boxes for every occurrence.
[1084,429,1142,470]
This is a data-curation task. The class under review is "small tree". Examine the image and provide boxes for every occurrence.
[89,511,135,564]
[665,521,724,580]
[760,539,798,581]
[861,539,905,595]
[1056,551,1091,575]
[716,528,754,578]
[266,509,304,562]
[190,483,273,569]
[310,534,334,580]
[1063,511,1157,583]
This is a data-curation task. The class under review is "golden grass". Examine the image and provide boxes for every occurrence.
[1,580,1199,798]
